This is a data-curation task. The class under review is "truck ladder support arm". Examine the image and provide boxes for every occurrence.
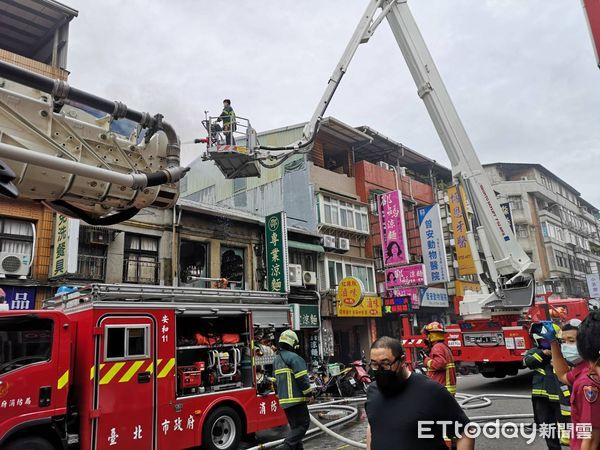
[383,0,533,278]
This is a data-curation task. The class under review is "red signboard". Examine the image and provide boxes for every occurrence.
[583,0,600,67]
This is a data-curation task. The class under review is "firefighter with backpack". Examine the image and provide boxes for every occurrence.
[273,330,314,450]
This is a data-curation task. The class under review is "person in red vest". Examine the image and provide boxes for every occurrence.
[421,322,457,396]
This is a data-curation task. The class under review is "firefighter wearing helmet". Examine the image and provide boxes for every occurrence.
[273,329,314,450]
[420,322,457,396]
[523,321,562,450]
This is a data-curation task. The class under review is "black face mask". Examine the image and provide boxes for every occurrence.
[373,368,406,396]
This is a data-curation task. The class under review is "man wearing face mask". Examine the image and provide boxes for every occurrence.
[365,336,474,450]
[545,313,600,450]
[548,319,585,445]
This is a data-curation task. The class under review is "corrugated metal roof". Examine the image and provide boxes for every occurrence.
[0,0,77,59]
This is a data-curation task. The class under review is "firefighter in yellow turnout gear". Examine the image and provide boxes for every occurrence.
[273,330,314,450]
[524,322,562,450]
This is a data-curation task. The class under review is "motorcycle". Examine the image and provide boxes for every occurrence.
[344,354,372,394]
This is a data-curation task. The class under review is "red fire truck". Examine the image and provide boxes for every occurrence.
[403,296,592,377]
[0,284,290,450]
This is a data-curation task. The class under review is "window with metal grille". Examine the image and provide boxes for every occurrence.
[123,234,159,284]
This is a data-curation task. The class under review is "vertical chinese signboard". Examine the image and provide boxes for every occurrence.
[51,214,80,278]
[378,190,409,267]
[417,204,449,284]
[586,273,600,298]
[265,212,289,293]
[447,186,477,276]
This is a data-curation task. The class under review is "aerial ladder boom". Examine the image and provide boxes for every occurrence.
[213,0,535,315]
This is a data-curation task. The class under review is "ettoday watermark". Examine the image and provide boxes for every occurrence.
[418,421,593,443]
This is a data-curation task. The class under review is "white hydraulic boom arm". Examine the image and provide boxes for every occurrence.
[265,0,536,313]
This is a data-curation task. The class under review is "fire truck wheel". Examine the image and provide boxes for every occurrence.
[202,406,242,450]
[4,437,55,450]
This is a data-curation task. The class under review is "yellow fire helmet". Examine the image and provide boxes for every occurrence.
[279,329,300,349]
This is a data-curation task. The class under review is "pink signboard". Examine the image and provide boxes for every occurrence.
[393,287,420,310]
[378,190,409,267]
[385,264,426,290]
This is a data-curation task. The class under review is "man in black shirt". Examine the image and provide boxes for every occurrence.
[366,336,474,450]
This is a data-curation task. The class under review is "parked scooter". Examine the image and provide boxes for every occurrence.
[344,352,371,394]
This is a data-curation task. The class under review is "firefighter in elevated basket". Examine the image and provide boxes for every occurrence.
[421,322,457,396]
[274,330,314,450]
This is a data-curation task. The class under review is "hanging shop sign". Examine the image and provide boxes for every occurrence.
[383,296,412,314]
[586,273,600,298]
[420,287,450,308]
[378,190,409,268]
[500,202,516,233]
[418,204,449,284]
[290,304,320,329]
[337,295,382,317]
[336,276,364,307]
[50,214,80,279]
[392,287,420,310]
[265,212,289,293]
[0,286,36,310]
[447,186,477,276]
[385,264,426,290]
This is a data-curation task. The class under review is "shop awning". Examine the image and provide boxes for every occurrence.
[287,240,325,253]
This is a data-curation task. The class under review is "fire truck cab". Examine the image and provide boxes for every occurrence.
[0,284,290,450]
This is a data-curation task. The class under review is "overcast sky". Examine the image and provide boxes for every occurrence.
[65,0,600,207]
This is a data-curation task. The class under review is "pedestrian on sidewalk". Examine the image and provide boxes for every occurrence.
[273,330,314,450]
[366,336,474,450]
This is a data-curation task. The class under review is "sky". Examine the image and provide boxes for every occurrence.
[64,0,600,207]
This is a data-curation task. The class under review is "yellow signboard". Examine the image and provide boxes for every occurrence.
[447,186,477,276]
[336,277,364,307]
[454,280,482,297]
[337,295,382,317]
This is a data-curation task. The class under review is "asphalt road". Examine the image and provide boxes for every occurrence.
[293,371,551,450]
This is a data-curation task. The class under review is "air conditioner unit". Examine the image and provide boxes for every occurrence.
[399,166,407,177]
[323,235,336,249]
[289,264,303,287]
[89,230,109,245]
[377,161,390,170]
[0,252,32,277]
[303,271,317,286]
[337,237,350,252]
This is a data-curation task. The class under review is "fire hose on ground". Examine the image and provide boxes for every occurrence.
[247,392,535,449]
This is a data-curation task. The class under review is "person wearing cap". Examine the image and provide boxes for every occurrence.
[216,99,236,145]
[524,322,562,450]
[273,329,314,450]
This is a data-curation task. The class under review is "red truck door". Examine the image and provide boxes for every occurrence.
[92,316,156,450]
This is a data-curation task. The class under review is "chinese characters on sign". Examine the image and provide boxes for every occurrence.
[161,314,169,344]
[420,287,450,308]
[337,295,382,317]
[290,304,320,329]
[378,190,409,268]
[383,296,411,314]
[447,186,477,276]
[336,276,365,307]
[417,204,449,284]
[0,286,36,310]
[393,287,420,310]
[51,214,80,278]
[265,212,289,293]
[385,264,426,291]
[586,273,600,298]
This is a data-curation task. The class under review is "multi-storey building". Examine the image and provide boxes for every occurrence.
[484,162,600,297]
[184,117,453,362]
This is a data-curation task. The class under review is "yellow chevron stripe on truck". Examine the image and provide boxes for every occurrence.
[89,358,175,384]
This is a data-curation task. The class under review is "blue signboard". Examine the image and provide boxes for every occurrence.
[0,286,37,310]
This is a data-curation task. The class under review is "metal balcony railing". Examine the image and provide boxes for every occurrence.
[71,254,107,281]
